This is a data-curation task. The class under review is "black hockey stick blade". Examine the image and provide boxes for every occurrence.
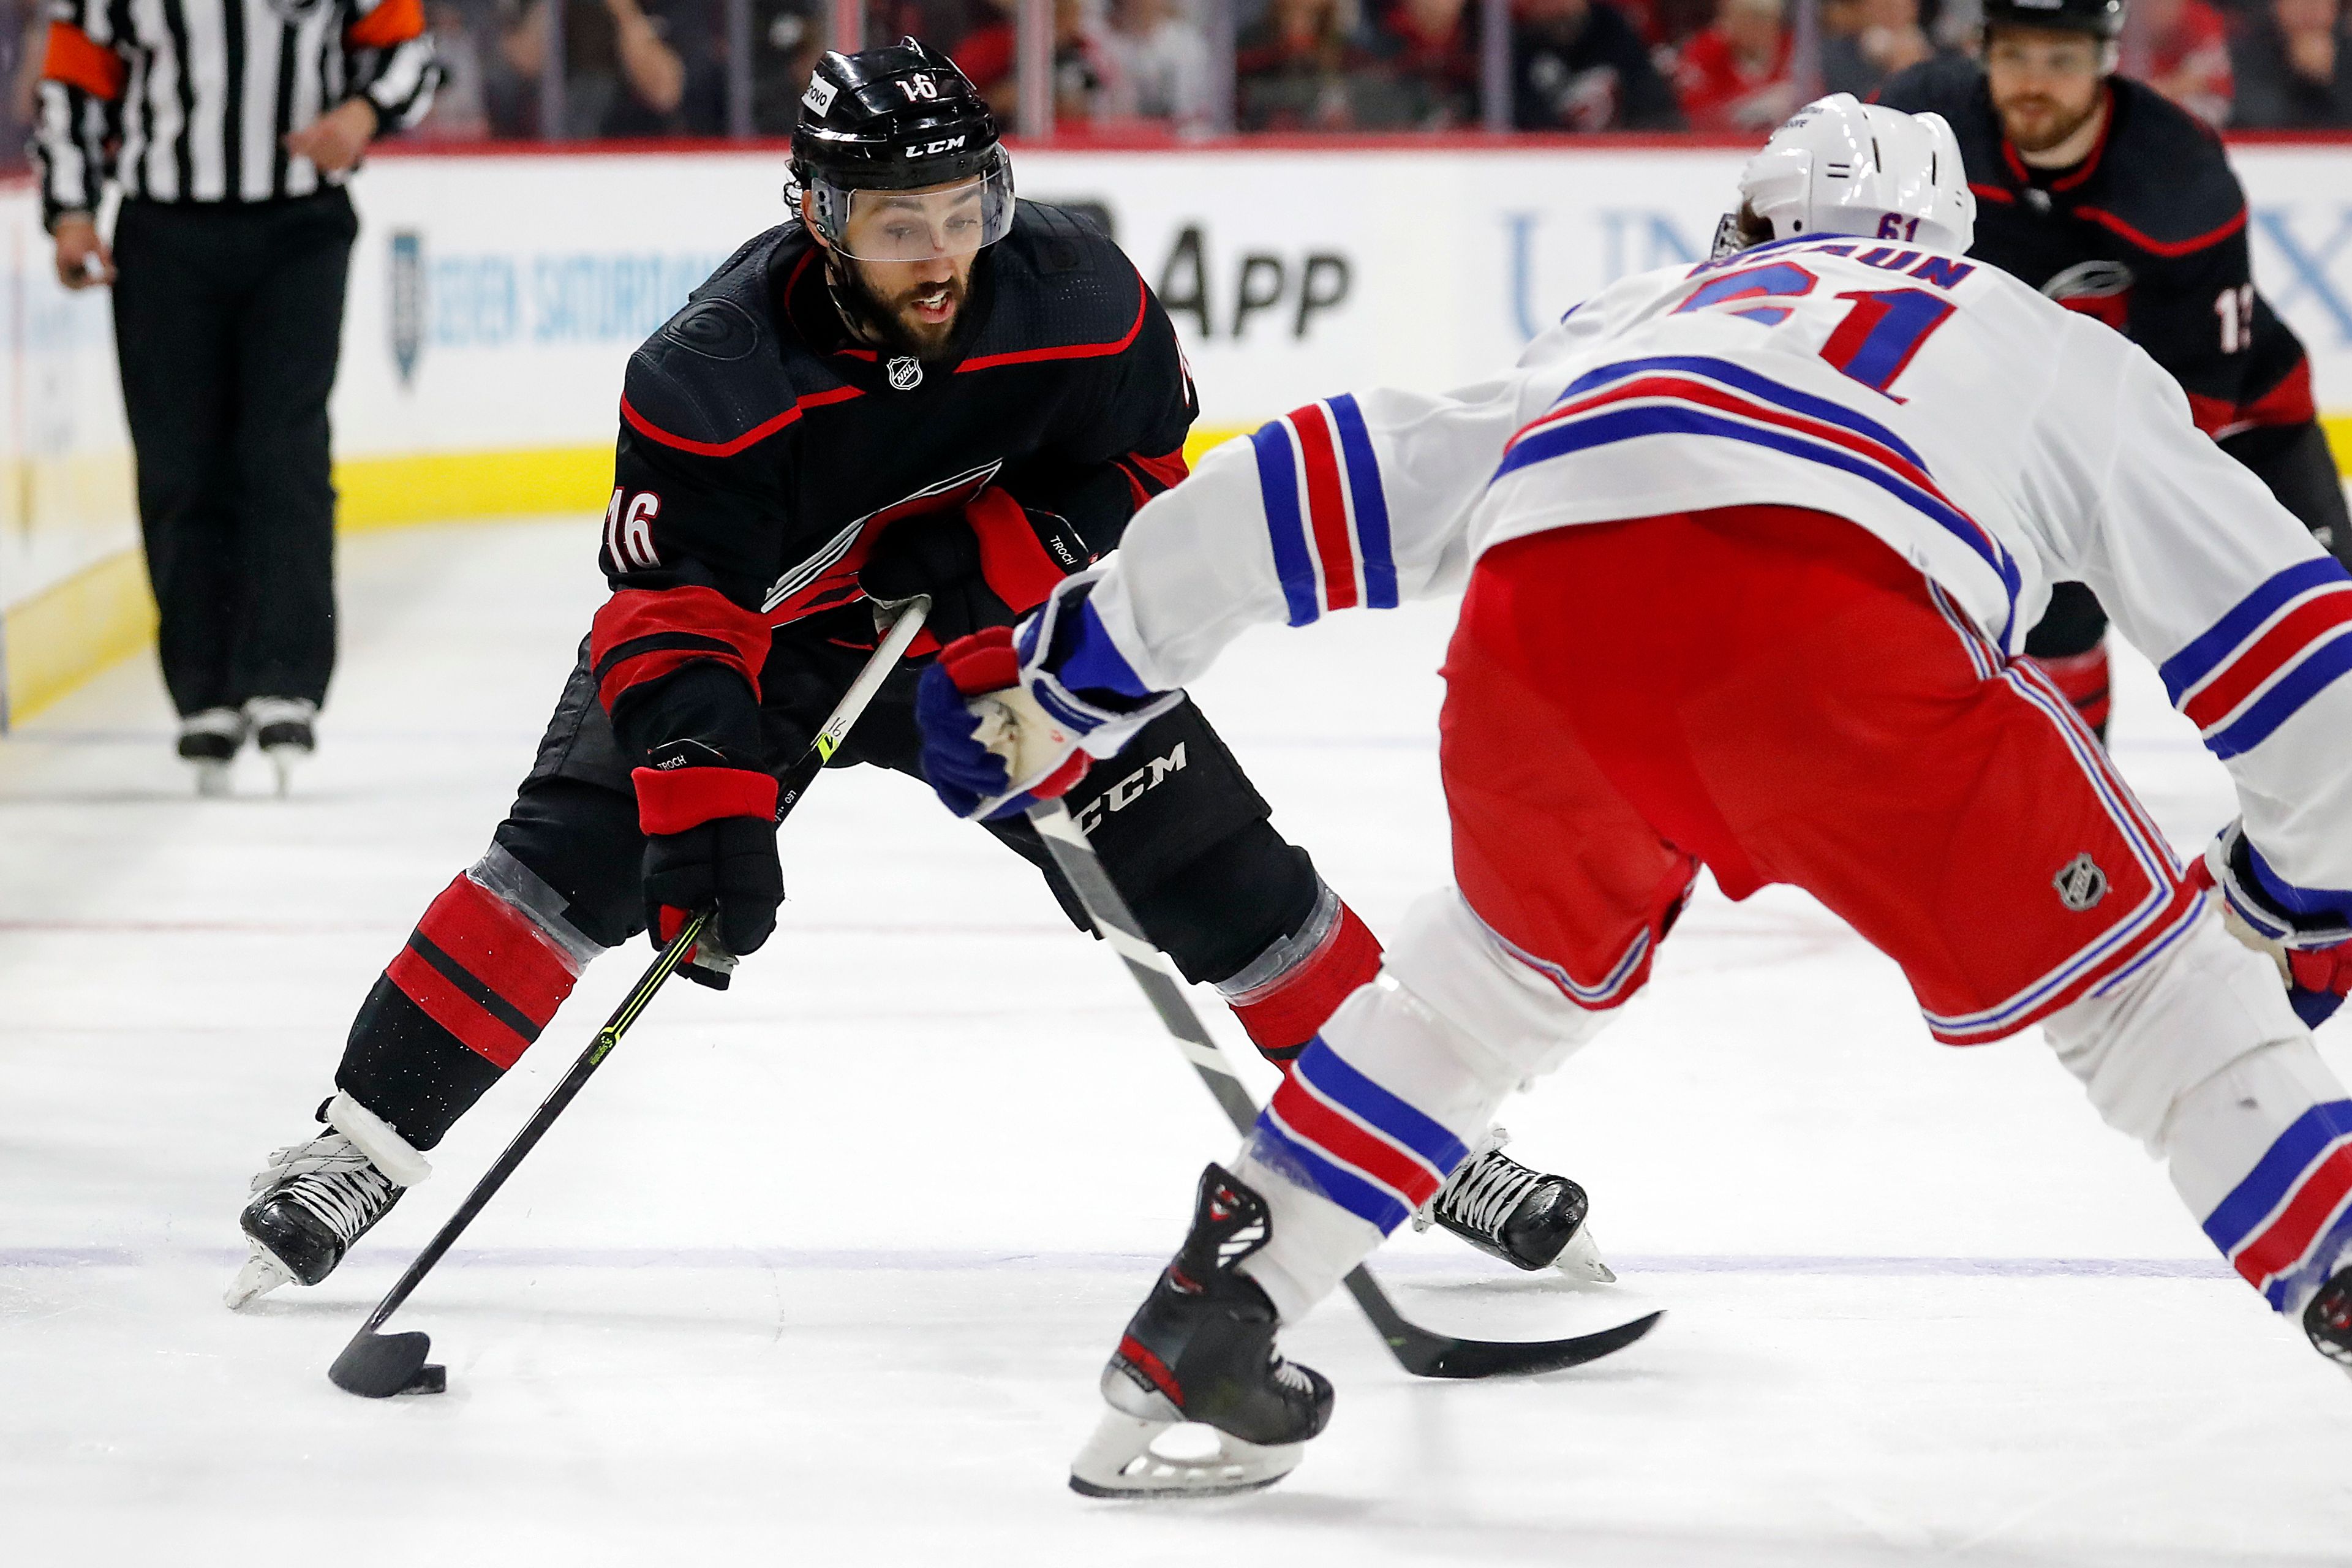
[328,1329,445,1398]
[1354,1264,1664,1379]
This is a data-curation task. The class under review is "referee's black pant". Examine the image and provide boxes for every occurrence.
[111,189,356,718]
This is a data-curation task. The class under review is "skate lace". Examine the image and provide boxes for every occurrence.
[1270,1357,1316,1395]
[1434,1145,1545,1240]
[256,1133,396,1243]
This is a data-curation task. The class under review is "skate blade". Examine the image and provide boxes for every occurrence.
[1067,1410,1302,1499]
[192,760,233,799]
[263,745,303,798]
[224,1248,294,1310]
[1553,1224,1617,1285]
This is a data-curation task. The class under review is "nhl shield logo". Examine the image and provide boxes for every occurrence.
[2054,853,2109,912]
[887,356,924,391]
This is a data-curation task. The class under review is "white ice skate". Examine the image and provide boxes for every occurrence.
[1069,1410,1306,1499]
[177,707,247,797]
[243,698,316,798]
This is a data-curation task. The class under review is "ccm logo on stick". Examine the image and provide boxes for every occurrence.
[604,489,662,571]
[1074,745,1187,834]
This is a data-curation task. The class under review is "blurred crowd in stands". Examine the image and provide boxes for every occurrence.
[6,0,2352,164]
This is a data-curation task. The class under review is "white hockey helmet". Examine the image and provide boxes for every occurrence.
[1721,93,1975,257]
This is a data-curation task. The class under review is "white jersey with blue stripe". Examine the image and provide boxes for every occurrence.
[1076,232,2352,925]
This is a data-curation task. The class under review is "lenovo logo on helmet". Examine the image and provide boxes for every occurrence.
[907,135,968,157]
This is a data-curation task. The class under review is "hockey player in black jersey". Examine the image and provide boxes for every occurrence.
[224,40,1605,1309]
[1878,0,2352,736]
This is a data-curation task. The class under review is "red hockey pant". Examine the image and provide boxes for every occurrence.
[1441,507,2203,1043]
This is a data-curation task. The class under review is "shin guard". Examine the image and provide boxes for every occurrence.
[2046,908,2352,1314]
[341,846,609,1148]
[1231,889,1617,1324]
[1216,884,1384,1074]
[385,870,588,1069]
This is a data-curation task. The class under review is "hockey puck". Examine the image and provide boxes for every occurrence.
[398,1363,447,1396]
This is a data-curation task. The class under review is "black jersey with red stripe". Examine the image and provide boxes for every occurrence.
[1877,59,2313,439]
[589,200,1196,761]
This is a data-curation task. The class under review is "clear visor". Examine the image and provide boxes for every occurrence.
[829,168,1014,263]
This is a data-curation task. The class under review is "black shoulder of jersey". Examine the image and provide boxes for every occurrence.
[1872,53,1988,118]
[623,223,832,456]
[1871,58,2013,195]
[960,201,1153,368]
[2091,77,2244,251]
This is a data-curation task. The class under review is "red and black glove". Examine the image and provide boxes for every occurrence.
[859,491,1091,644]
[633,739,783,990]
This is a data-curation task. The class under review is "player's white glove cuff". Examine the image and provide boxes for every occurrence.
[1016,571,1184,760]
[2205,821,2352,951]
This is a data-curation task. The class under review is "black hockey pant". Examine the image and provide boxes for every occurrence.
[335,633,1325,1148]
[111,191,354,717]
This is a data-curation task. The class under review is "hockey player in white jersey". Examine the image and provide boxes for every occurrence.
[914,94,2352,1496]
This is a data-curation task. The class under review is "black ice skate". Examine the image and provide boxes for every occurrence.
[243,697,317,797]
[2304,1264,2352,1373]
[1071,1164,1332,1499]
[227,1093,429,1309]
[177,707,247,797]
[1419,1126,1615,1281]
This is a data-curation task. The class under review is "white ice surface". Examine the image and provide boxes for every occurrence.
[4,518,2351,1566]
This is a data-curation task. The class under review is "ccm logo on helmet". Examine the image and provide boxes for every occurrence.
[907,135,968,158]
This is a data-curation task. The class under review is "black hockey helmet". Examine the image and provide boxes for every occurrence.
[790,39,1014,262]
[1981,0,2127,41]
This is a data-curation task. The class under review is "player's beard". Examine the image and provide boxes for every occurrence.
[1994,83,2103,157]
[828,259,970,363]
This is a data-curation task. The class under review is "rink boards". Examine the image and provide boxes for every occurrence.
[7,137,2352,718]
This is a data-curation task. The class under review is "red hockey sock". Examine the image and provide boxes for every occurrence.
[2025,643,2112,737]
[384,873,584,1070]
[1224,902,1384,1074]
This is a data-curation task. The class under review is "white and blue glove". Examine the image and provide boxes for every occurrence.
[914,577,1181,821]
[2195,820,2352,1028]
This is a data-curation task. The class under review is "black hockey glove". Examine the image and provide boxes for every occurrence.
[632,739,785,990]
[860,491,1091,644]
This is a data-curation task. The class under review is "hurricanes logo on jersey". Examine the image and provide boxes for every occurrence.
[2054,853,2109,912]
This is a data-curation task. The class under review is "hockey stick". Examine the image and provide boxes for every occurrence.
[329,597,933,1398]
[1023,799,1662,1379]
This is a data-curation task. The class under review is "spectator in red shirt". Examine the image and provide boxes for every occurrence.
[2136,0,2234,126]
[1366,0,1482,125]
[1238,0,1377,128]
[1674,0,1798,130]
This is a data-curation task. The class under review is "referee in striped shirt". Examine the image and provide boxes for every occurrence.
[31,0,438,795]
